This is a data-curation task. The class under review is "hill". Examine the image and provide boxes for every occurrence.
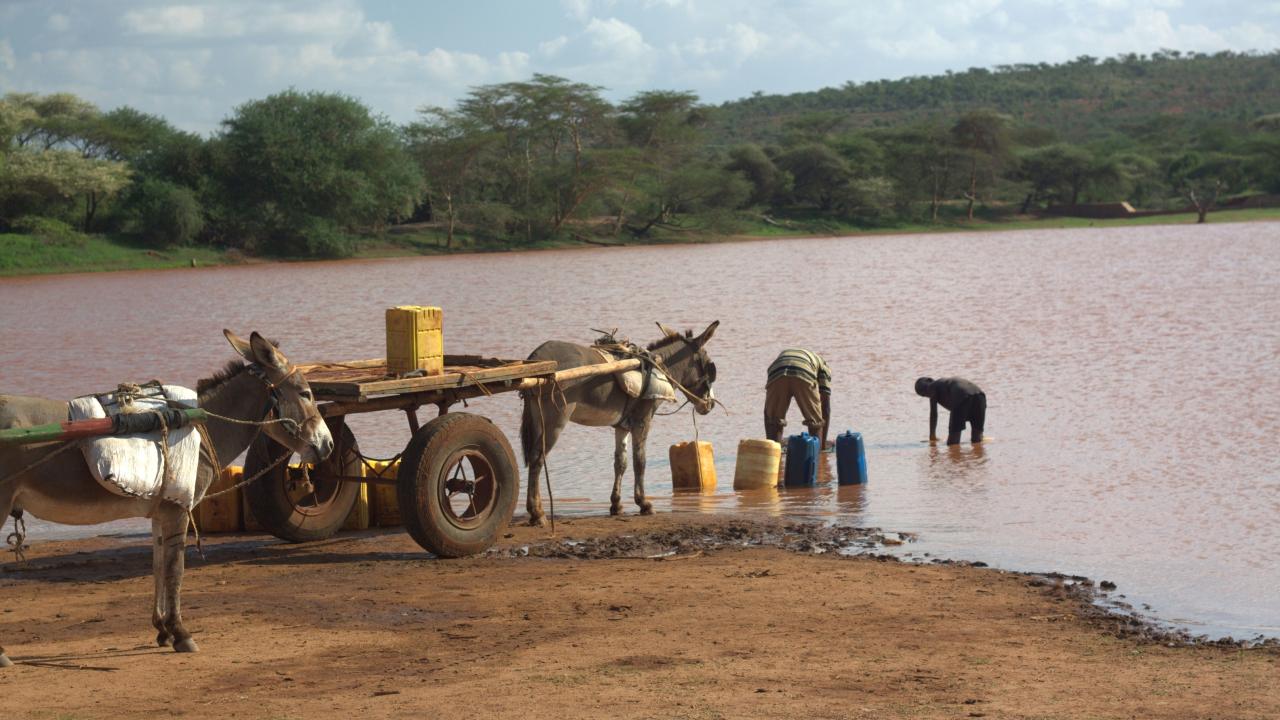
[712,50,1280,145]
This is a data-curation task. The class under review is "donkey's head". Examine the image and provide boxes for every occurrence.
[651,320,720,415]
[223,330,334,463]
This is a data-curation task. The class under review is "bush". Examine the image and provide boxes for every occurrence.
[125,179,204,247]
[10,215,85,246]
[297,217,355,258]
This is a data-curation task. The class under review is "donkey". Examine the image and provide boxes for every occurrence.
[519,321,719,526]
[0,330,333,667]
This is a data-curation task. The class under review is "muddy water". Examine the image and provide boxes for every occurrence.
[2,223,1278,638]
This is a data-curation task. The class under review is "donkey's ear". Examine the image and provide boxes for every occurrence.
[248,332,287,369]
[656,322,678,337]
[223,329,254,361]
[694,320,720,347]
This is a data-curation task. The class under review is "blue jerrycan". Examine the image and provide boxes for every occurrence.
[836,431,868,485]
[783,433,819,487]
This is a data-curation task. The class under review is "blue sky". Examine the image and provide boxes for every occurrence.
[1,0,1278,135]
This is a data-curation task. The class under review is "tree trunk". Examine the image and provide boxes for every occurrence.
[444,192,455,249]
[966,159,977,221]
[1020,192,1035,215]
[83,192,99,232]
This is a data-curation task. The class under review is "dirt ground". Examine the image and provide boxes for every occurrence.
[0,514,1275,720]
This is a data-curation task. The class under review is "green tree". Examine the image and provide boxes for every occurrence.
[124,178,204,247]
[774,144,851,210]
[951,110,1011,220]
[612,90,708,234]
[724,144,791,207]
[0,148,131,229]
[1015,144,1093,211]
[877,124,958,221]
[1166,152,1244,223]
[216,90,423,256]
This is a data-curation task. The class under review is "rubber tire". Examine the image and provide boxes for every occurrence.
[243,418,361,543]
[397,412,519,558]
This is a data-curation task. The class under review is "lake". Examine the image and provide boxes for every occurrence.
[2,222,1277,639]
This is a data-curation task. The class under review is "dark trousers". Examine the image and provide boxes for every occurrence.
[947,393,986,445]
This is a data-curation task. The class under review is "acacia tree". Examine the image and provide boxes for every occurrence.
[724,144,791,207]
[1167,152,1243,223]
[951,110,1011,220]
[877,124,958,222]
[1016,144,1093,212]
[428,75,615,244]
[774,143,851,210]
[614,90,738,236]
[406,108,492,248]
[0,149,131,229]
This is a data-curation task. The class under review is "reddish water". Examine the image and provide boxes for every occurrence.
[3,223,1278,638]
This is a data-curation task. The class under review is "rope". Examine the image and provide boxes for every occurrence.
[200,450,292,501]
[201,408,300,435]
[0,437,82,488]
[6,513,27,565]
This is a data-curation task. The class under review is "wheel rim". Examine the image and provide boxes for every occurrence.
[438,446,498,530]
[283,461,345,517]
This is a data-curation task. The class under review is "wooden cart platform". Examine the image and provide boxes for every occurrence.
[299,355,558,402]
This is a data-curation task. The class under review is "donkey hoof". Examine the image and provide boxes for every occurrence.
[0,653,12,668]
[156,632,173,647]
[527,514,546,528]
[609,505,623,516]
[173,637,199,653]
[639,503,655,516]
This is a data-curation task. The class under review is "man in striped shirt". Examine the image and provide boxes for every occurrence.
[764,348,832,448]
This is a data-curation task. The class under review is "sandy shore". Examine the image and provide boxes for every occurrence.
[0,514,1276,720]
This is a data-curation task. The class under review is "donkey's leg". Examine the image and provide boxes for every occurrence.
[610,428,629,515]
[0,482,16,667]
[150,515,172,647]
[630,420,654,515]
[156,503,198,652]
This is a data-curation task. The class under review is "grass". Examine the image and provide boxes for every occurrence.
[739,205,1280,239]
[3,205,1279,278]
[0,233,231,277]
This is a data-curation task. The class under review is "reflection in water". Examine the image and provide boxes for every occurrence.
[3,222,1279,637]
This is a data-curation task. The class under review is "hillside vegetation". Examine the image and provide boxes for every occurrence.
[2,50,1278,269]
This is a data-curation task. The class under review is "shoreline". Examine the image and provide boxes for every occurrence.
[4,207,1279,279]
[6,513,1276,648]
[14,506,1276,646]
[2,514,1276,719]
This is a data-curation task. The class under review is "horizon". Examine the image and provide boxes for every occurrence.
[1,0,1278,135]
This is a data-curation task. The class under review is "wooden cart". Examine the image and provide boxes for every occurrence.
[242,354,639,558]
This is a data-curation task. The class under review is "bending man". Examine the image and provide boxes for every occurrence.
[915,376,985,445]
[764,348,832,448]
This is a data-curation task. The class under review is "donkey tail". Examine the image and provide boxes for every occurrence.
[518,392,537,467]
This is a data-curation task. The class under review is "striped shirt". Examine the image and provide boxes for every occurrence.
[767,348,832,393]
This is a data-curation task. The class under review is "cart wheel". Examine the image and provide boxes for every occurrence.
[397,412,518,558]
[244,418,361,543]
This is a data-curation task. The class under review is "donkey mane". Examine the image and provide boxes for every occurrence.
[197,338,282,398]
[646,329,694,352]
[196,360,248,398]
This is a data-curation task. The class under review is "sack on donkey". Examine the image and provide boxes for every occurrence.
[67,383,202,510]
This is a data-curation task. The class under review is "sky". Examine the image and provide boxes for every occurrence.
[1,0,1278,135]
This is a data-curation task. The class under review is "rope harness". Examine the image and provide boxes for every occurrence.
[2,362,311,564]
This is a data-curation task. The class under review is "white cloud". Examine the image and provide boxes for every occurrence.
[121,5,206,36]
[0,39,14,73]
[584,17,649,58]
[868,25,967,61]
[539,35,569,57]
[47,14,70,33]
[562,0,594,22]
[727,23,767,60]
